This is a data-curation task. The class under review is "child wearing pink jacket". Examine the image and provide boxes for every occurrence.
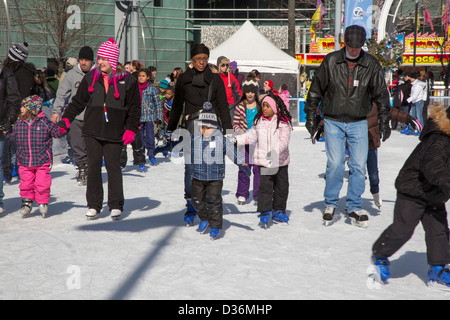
[10,95,65,218]
[235,94,292,228]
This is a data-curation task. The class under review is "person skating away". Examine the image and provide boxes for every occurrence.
[52,46,95,185]
[366,103,422,209]
[190,104,250,239]
[233,74,261,205]
[305,25,391,227]
[58,38,141,221]
[371,103,450,289]
[9,96,66,218]
[235,95,292,229]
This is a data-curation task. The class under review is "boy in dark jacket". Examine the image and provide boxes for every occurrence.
[371,103,450,289]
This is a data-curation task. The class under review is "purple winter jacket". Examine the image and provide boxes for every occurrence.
[10,112,65,167]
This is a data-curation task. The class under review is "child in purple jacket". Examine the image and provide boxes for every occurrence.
[10,95,65,218]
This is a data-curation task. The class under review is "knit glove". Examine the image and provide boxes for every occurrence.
[58,118,70,134]
[122,129,136,145]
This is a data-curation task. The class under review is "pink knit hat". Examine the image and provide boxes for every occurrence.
[262,96,277,114]
[89,38,121,98]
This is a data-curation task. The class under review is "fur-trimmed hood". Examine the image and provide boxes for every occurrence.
[421,104,450,140]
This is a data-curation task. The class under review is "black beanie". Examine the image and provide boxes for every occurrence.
[190,43,210,58]
[79,46,94,61]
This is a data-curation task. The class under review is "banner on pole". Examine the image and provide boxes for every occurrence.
[344,0,373,38]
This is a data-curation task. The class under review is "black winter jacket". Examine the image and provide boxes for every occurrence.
[0,67,21,137]
[63,68,141,143]
[167,66,232,132]
[305,48,391,124]
[395,104,450,206]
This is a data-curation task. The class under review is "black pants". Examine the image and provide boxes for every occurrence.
[84,136,124,212]
[372,195,450,265]
[257,165,289,213]
[70,120,88,166]
[191,178,223,229]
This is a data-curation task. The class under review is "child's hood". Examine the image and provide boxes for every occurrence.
[420,104,450,140]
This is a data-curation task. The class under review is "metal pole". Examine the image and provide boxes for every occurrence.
[288,0,296,56]
[412,0,418,73]
[335,0,341,51]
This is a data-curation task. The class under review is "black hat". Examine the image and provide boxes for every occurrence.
[190,43,210,58]
[78,46,94,61]
[344,25,366,48]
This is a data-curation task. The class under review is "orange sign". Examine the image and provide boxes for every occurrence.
[310,38,345,54]
[404,35,450,53]
[295,54,326,66]
[402,53,450,65]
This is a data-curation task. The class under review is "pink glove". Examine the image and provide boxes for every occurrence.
[58,118,70,134]
[122,129,136,145]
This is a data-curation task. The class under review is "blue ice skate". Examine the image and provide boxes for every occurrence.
[184,200,197,227]
[149,156,156,164]
[138,164,146,172]
[427,265,450,290]
[209,228,220,240]
[371,255,390,283]
[272,210,289,224]
[258,211,271,229]
[198,220,209,233]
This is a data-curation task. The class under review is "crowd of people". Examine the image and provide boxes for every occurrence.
[0,24,448,288]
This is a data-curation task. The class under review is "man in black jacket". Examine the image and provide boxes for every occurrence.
[166,43,231,226]
[305,25,391,227]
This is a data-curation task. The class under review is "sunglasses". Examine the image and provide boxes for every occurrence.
[220,64,229,68]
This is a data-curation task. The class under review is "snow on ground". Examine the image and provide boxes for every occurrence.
[0,127,448,300]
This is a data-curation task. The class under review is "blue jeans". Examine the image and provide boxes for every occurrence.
[367,149,379,194]
[324,119,368,212]
[410,100,424,129]
[0,138,6,208]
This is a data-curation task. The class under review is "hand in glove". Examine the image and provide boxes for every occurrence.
[122,130,136,145]
[379,121,391,142]
[305,112,318,137]
[239,163,252,177]
[0,121,11,134]
[406,115,423,132]
[58,118,71,134]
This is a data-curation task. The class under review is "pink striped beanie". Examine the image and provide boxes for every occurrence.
[97,38,120,71]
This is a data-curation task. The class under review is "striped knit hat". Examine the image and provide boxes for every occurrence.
[89,38,121,98]
[8,42,28,62]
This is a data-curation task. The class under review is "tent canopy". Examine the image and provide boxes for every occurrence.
[208,21,300,75]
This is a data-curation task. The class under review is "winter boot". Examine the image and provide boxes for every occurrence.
[323,206,335,226]
[258,211,271,229]
[184,199,197,227]
[427,265,450,290]
[348,210,369,228]
[272,210,289,224]
[38,203,48,218]
[209,228,220,240]
[372,255,390,283]
[20,198,33,218]
[76,164,88,186]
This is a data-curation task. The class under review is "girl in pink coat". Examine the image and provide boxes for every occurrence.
[10,95,65,218]
[235,94,292,228]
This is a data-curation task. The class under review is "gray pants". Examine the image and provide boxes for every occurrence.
[70,119,88,167]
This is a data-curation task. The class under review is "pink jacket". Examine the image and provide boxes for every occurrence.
[236,114,291,168]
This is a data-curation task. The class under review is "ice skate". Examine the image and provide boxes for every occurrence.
[20,198,33,218]
[76,164,87,186]
[427,265,450,291]
[348,210,369,228]
[137,164,146,172]
[258,211,271,229]
[372,193,382,209]
[197,220,209,233]
[272,210,289,224]
[371,255,390,284]
[209,228,220,240]
[111,209,122,221]
[322,206,335,226]
[184,199,196,227]
[237,196,246,205]
[86,208,100,220]
[38,204,48,218]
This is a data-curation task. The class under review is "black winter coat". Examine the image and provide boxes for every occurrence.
[395,104,450,206]
[0,67,21,136]
[167,66,232,132]
[63,68,141,143]
[305,48,391,124]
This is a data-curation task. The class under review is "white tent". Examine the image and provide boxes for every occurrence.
[209,20,300,75]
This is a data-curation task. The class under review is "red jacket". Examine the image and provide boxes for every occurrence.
[218,72,242,105]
